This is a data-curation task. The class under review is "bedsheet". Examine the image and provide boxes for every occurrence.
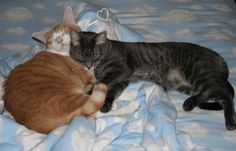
[1,0,236,151]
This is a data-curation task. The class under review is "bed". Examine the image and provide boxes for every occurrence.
[0,0,236,150]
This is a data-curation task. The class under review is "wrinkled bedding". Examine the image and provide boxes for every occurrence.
[0,0,236,151]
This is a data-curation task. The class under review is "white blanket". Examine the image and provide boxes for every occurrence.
[0,4,199,151]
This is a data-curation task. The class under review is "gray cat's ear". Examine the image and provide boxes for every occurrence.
[63,6,76,25]
[96,31,107,45]
[70,30,80,46]
[32,28,50,43]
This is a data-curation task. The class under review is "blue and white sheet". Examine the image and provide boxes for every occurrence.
[0,0,236,151]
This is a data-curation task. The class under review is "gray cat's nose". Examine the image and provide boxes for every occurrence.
[85,62,92,70]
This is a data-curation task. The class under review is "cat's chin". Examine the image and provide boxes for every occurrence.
[81,66,96,76]
[46,49,70,56]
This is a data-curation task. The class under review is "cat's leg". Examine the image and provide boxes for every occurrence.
[98,68,132,113]
[183,93,209,111]
[176,85,222,111]
[100,81,129,113]
[184,80,236,130]
[198,102,223,110]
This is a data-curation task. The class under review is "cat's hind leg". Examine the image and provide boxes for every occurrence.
[183,94,236,130]
[183,80,236,130]
[183,93,224,111]
[183,93,209,111]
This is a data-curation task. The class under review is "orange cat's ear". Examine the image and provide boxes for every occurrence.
[63,6,77,25]
[32,28,50,44]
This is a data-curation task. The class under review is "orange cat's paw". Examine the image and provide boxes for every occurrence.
[85,76,96,92]
[85,83,94,92]
[93,83,108,93]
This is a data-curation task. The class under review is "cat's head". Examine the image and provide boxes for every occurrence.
[45,24,81,56]
[45,7,81,56]
[70,31,107,71]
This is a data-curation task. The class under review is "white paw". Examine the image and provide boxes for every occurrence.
[111,101,118,110]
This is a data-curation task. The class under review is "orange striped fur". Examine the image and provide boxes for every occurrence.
[3,7,107,134]
[3,51,107,134]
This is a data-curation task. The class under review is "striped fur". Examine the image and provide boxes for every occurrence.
[3,7,108,134]
[3,52,107,133]
[69,31,236,130]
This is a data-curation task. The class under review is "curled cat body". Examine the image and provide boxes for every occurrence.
[3,52,107,134]
[69,31,236,130]
[3,7,107,134]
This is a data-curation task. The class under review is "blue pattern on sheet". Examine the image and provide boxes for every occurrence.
[0,0,236,151]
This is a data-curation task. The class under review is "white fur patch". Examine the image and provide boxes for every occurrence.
[167,68,189,88]
[92,91,106,102]
[47,31,71,56]
[94,100,140,118]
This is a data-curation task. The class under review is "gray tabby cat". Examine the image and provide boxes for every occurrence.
[69,31,236,130]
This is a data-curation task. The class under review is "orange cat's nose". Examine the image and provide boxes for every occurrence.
[55,36,63,44]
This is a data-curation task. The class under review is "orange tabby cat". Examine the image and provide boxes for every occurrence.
[3,7,107,134]
[3,51,107,134]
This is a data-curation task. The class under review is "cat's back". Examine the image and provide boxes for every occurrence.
[3,52,86,114]
[7,52,81,83]
[152,42,220,57]
[119,41,220,59]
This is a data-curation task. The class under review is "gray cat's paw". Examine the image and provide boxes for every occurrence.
[100,103,112,113]
[183,99,194,111]
[226,115,236,130]
[226,122,236,130]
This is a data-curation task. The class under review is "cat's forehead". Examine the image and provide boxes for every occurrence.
[50,24,70,36]
[79,32,97,39]
[52,30,69,38]
[78,32,97,46]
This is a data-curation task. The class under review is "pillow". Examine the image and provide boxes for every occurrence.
[0,45,43,78]
[75,3,144,42]
[0,45,43,114]
[32,2,144,43]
